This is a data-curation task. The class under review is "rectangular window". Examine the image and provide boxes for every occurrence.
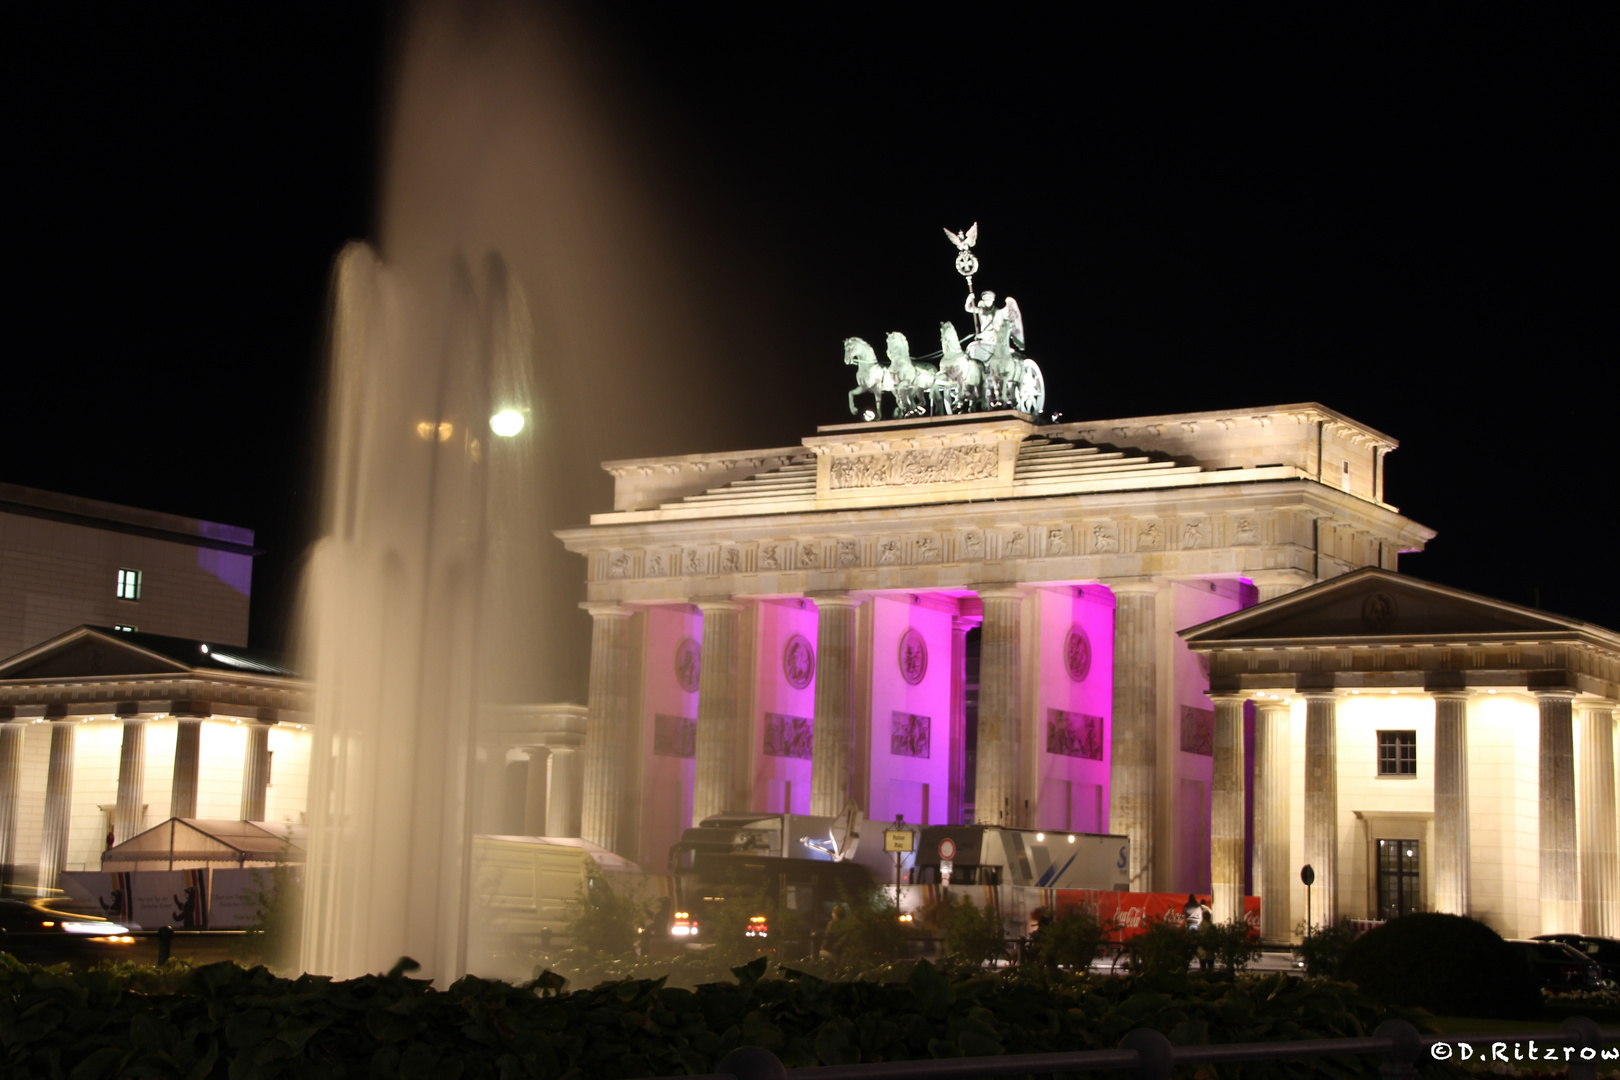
[1377,730,1417,776]
[113,624,137,633]
[1377,838,1421,918]
[115,568,142,601]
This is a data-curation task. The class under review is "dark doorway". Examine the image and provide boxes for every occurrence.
[1376,839,1421,919]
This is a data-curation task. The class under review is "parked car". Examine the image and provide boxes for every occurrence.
[1533,934,1620,988]
[0,896,138,968]
[1505,938,1606,992]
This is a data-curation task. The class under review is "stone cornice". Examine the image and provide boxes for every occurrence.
[0,671,310,716]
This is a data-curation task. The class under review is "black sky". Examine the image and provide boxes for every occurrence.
[8,5,1614,689]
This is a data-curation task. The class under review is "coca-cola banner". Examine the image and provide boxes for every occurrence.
[1056,890,1260,940]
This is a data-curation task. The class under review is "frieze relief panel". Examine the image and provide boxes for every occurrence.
[828,443,999,491]
[1180,518,1210,550]
[1136,521,1164,551]
[836,539,862,568]
[960,529,986,561]
[1043,526,1070,557]
[1089,522,1119,554]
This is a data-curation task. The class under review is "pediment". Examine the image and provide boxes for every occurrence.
[0,627,192,680]
[1182,568,1584,645]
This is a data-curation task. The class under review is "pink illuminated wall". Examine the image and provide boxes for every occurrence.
[1031,585,1115,834]
[750,598,818,814]
[864,595,952,825]
[1167,579,1249,893]
[637,604,701,870]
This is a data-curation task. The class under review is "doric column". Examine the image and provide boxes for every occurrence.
[949,614,980,825]
[810,595,862,816]
[1254,699,1292,944]
[239,720,274,821]
[1576,702,1618,935]
[39,716,77,889]
[1209,692,1247,923]
[1538,692,1578,933]
[1302,693,1338,929]
[1109,582,1158,889]
[547,745,580,837]
[1430,692,1471,916]
[170,715,204,819]
[974,587,1024,827]
[524,747,550,836]
[0,713,22,884]
[692,600,744,824]
[578,603,632,852]
[113,710,147,843]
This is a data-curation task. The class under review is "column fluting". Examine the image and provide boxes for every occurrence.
[170,717,202,819]
[39,718,77,889]
[1302,693,1338,929]
[239,721,274,821]
[1576,703,1618,935]
[810,596,862,816]
[547,745,581,838]
[974,588,1023,827]
[1109,583,1158,889]
[113,717,147,843]
[524,747,550,836]
[1210,693,1247,923]
[692,601,744,824]
[578,603,633,852]
[1254,700,1292,944]
[1538,692,1578,934]
[0,718,23,884]
[1430,692,1471,916]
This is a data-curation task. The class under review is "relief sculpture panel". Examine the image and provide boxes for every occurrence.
[828,444,999,491]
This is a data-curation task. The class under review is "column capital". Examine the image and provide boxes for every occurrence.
[1207,691,1250,705]
[1575,698,1618,715]
[691,598,745,614]
[806,591,863,610]
[1108,579,1164,597]
[1533,688,1579,701]
[1428,690,1473,703]
[579,601,634,619]
[1300,691,1339,704]
[972,583,1026,601]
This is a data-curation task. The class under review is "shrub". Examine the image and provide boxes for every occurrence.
[824,886,908,967]
[233,854,303,974]
[1339,912,1542,1019]
[1201,919,1263,973]
[1031,905,1113,971]
[1127,912,1196,976]
[1296,918,1357,977]
[929,891,1011,969]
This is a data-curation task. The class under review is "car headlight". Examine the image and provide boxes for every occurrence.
[62,921,129,934]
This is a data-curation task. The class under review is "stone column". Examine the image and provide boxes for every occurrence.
[38,717,77,889]
[1109,582,1158,889]
[1431,692,1471,916]
[1254,700,1292,944]
[547,745,580,838]
[1576,702,1618,935]
[524,747,550,836]
[1302,693,1338,929]
[949,614,979,825]
[1538,692,1578,934]
[0,713,22,884]
[578,603,632,852]
[974,587,1023,827]
[1210,693,1247,924]
[810,595,862,816]
[170,716,204,819]
[239,721,274,821]
[692,600,743,823]
[113,711,147,843]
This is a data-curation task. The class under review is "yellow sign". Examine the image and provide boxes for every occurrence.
[883,829,915,853]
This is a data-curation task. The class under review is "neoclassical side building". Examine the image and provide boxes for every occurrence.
[555,404,1437,900]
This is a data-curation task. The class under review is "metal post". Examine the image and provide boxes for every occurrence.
[1118,1027,1173,1080]
[715,1046,787,1080]
[1374,1019,1420,1079]
[1562,1015,1602,1080]
[157,925,174,966]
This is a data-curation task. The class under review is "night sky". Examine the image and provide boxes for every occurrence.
[10,6,1613,698]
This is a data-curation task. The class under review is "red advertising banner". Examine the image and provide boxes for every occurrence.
[1053,890,1260,941]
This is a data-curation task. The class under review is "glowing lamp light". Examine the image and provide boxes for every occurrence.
[1036,833,1045,842]
[1067,834,1076,844]
[490,409,525,437]
[862,410,876,421]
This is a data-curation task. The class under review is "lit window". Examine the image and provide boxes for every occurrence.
[1377,730,1416,776]
[113,624,137,633]
[115,569,142,601]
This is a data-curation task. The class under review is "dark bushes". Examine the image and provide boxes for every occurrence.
[1339,912,1542,1019]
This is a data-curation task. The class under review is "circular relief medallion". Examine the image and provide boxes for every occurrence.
[1063,624,1093,683]
[1361,592,1397,633]
[782,633,816,690]
[898,628,929,686]
[674,637,702,693]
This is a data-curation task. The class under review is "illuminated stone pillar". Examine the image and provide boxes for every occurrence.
[0,714,22,884]
[692,600,743,823]
[113,711,147,843]
[547,745,580,838]
[39,717,77,889]
[974,587,1023,827]
[1576,702,1618,935]
[1538,692,1578,934]
[524,747,550,836]
[1109,582,1158,889]
[1210,693,1247,923]
[1254,700,1292,944]
[170,715,204,819]
[1430,692,1471,916]
[579,603,632,852]
[240,720,274,821]
[810,595,862,816]
[949,613,980,824]
[1302,693,1338,929]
